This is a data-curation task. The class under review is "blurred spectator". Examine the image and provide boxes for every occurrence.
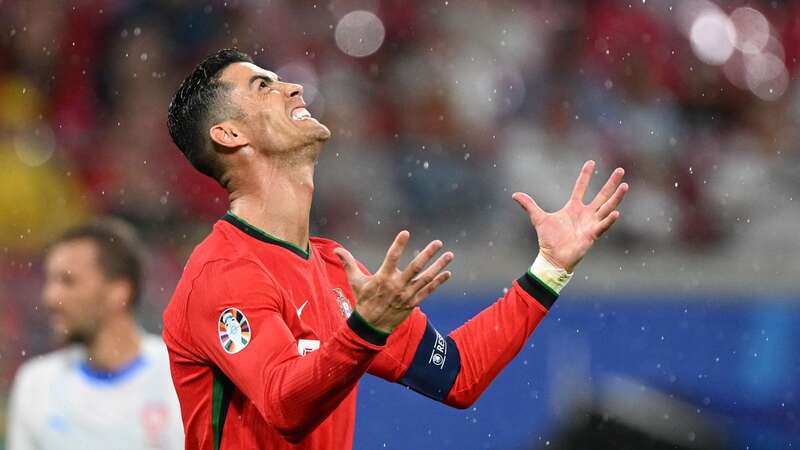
[0,77,89,252]
[2,0,794,250]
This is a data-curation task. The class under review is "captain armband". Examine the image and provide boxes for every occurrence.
[398,321,461,402]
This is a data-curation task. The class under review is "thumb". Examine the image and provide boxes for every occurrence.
[334,247,366,286]
[512,192,546,225]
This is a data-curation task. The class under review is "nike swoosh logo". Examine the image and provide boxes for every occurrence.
[296,301,309,318]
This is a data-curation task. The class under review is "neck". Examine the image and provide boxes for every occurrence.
[227,146,317,251]
[85,314,141,372]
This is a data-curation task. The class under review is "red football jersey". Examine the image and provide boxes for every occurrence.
[163,212,558,450]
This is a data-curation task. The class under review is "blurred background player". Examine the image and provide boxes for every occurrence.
[6,219,183,450]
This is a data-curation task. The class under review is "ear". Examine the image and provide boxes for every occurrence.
[209,122,249,150]
[107,279,134,312]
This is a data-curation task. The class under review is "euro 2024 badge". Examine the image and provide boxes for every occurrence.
[332,288,353,318]
[219,308,251,354]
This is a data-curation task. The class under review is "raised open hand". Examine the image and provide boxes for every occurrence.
[512,160,628,273]
[334,231,453,334]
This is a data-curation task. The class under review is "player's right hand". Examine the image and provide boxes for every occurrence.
[334,231,453,334]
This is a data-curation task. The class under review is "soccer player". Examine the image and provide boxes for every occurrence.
[7,219,184,450]
[163,49,628,450]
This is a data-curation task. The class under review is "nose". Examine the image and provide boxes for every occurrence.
[43,280,62,311]
[286,82,303,98]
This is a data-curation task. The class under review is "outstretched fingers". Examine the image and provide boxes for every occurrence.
[334,247,368,289]
[570,160,596,203]
[378,230,410,274]
[593,210,620,239]
[596,182,628,219]
[401,240,444,282]
[411,271,452,307]
[512,192,547,225]
[590,168,625,210]
[409,250,454,293]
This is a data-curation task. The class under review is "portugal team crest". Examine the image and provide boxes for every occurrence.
[332,288,353,318]
[218,308,251,354]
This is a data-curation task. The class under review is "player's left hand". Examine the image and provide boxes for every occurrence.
[512,160,628,273]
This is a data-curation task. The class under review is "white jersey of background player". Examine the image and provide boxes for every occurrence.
[6,219,183,450]
[8,334,182,450]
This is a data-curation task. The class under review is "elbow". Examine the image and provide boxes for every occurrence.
[266,401,327,444]
[263,383,323,443]
[447,399,474,410]
[272,419,316,444]
[444,391,480,410]
[282,431,308,445]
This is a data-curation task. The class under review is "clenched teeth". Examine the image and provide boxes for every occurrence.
[291,108,312,120]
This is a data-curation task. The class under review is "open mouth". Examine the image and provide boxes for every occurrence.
[290,106,312,121]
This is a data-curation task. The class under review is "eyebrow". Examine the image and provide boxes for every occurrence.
[249,73,281,87]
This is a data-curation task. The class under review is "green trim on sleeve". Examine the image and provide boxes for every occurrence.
[516,272,558,310]
[346,310,390,345]
[526,269,560,299]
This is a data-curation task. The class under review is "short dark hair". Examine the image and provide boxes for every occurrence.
[49,218,144,308]
[167,48,254,183]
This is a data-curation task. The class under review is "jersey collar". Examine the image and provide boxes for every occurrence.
[222,211,311,260]
[78,354,147,385]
